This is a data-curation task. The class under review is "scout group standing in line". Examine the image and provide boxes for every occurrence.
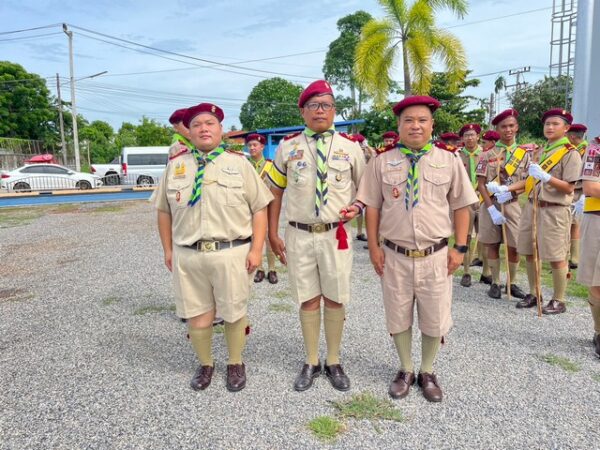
[153,79,599,403]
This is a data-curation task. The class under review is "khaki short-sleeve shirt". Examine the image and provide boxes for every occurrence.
[527,146,582,205]
[268,131,366,223]
[475,143,530,185]
[152,150,273,246]
[357,145,478,249]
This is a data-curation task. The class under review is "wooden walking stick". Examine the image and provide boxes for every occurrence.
[497,164,511,301]
[531,153,543,317]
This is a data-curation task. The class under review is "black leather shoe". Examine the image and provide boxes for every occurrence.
[294,362,321,392]
[460,273,472,287]
[226,363,246,392]
[505,284,526,299]
[324,364,351,391]
[569,261,578,270]
[542,299,566,315]
[363,245,369,250]
[213,317,224,326]
[516,294,538,309]
[593,334,600,359]
[267,271,278,284]
[356,233,367,242]
[254,270,265,283]
[190,365,214,391]
[470,258,483,267]
[487,283,502,299]
[479,274,492,285]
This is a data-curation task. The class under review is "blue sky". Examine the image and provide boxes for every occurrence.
[0,0,554,131]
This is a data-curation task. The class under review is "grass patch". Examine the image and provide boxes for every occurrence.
[272,290,288,300]
[133,304,176,315]
[307,416,344,442]
[213,324,224,334]
[268,303,293,313]
[331,392,403,423]
[102,296,121,306]
[89,205,124,213]
[0,288,34,303]
[47,204,80,214]
[592,374,600,383]
[540,354,581,373]
[0,208,42,228]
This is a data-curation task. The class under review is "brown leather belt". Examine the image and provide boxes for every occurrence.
[383,238,448,258]
[289,221,341,233]
[183,237,251,252]
[528,199,565,208]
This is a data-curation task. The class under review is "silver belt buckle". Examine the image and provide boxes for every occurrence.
[312,223,326,233]
[199,241,217,252]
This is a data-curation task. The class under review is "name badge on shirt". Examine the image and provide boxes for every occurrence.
[221,167,240,175]
[428,163,447,169]
[387,160,402,167]
[332,149,350,161]
[174,162,186,178]
[289,148,304,161]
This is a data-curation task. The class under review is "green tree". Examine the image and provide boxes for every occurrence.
[0,61,55,142]
[115,122,137,150]
[323,11,373,120]
[358,104,398,146]
[239,77,303,130]
[79,120,116,163]
[135,117,172,146]
[508,75,573,140]
[354,0,468,104]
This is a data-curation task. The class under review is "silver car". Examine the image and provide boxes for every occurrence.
[0,164,103,192]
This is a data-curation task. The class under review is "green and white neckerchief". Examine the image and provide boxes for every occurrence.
[303,127,335,216]
[577,140,588,156]
[541,137,570,163]
[172,133,193,150]
[188,146,226,207]
[249,156,265,172]
[461,146,482,185]
[397,142,433,210]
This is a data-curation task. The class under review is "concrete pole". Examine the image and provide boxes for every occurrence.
[572,0,600,138]
[56,73,67,165]
[63,24,81,171]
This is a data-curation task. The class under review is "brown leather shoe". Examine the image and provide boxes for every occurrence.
[254,270,265,283]
[294,362,321,391]
[324,364,351,391]
[267,271,278,284]
[356,233,367,242]
[388,370,415,399]
[460,273,472,287]
[516,294,538,309]
[226,363,246,392]
[542,299,566,315]
[417,372,443,402]
[190,365,214,391]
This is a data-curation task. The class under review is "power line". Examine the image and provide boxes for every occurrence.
[0,23,62,35]
[443,6,552,29]
[0,32,62,42]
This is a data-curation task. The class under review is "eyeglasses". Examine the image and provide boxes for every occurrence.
[305,102,335,111]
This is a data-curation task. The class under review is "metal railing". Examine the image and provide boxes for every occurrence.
[100,173,160,187]
[1,176,102,192]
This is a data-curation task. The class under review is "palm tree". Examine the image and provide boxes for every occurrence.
[354,0,468,105]
[494,75,506,94]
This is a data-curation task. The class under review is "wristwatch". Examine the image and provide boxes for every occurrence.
[453,244,469,254]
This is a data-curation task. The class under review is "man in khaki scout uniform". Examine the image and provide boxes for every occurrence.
[566,123,588,269]
[481,130,500,152]
[245,133,279,284]
[476,109,529,300]
[516,109,582,314]
[168,108,194,157]
[267,80,365,392]
[457,123,488,287]
[153,103,273,392]
[576,141,600,357]
[356,96,477,403]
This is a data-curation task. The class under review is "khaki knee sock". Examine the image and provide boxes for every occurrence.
[489,258,500,284]
[420,333,441,374]
[188,325,214,367]
[324,305,346,366]
[570,239,580,264]
[552,266,569,302]
[526,260,537,295]
[267,248,276,271]
[508,261,519,286]
[589,294,600,335]
[392,328,414,372]
[482,247,491,277]
[356,216,364,235]
[224,316,248,365]
[300,308,321,365]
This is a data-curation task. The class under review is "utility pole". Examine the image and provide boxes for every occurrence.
[63,23,81,171]
[506,66,531,92]
[56,73,67,166]
[488,93,495,127]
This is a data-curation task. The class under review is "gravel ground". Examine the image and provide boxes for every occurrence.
[1,201,599,450]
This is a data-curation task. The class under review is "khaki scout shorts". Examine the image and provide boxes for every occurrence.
[517,202,571,262]
[577,214,600,286]
[478,201,521,247]
[381,245,453,337]
[285,225,353,304]
[172,243,252,322]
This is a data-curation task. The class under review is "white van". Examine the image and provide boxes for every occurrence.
[121,146,169,186]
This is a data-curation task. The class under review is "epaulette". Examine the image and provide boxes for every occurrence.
[433,140,448,150]
[376,146,395,157]
[226,149,245,156]
[519,143,537,152]
[168,148,189,160]
[283,131,302,141]
[565,143,576,151]
[444,145,458,153]
[338,132,354,141]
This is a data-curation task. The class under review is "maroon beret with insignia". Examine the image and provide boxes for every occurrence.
[439,132,460,141]
[492,108,519,126]
[183,103,224,127]
[392,95,441,116]
[245,133,266,145]
[351,133,366,143]
[482,130,501,141]
[568,123,587,133]
[168,108,188,125]
[298,79,334,107]
[459,123,482,136]
[382,131,398,140]
[541,108,573,124]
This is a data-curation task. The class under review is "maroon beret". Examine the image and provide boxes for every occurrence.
[382,131,399,140]
[351,133,366,143]
[439,132,460,141]
[183,103,224,127]
[541,108,573,124]
[245,133,266,145]
[492,109,519,126]
[168,108,188,125]
[482,130,500,141]
[568,123,587,133]
[298,79,334,107]
[459,123,482,136]
[392,95,441,116]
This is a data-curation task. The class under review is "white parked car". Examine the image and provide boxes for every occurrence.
[0,164,103,192]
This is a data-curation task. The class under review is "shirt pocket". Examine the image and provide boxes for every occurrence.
[382,169,408,203]
[422,168,451,203]
[328,160,351,190]
[288,159,312,188]
[216,174,245,206]
[167,181,192,209]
